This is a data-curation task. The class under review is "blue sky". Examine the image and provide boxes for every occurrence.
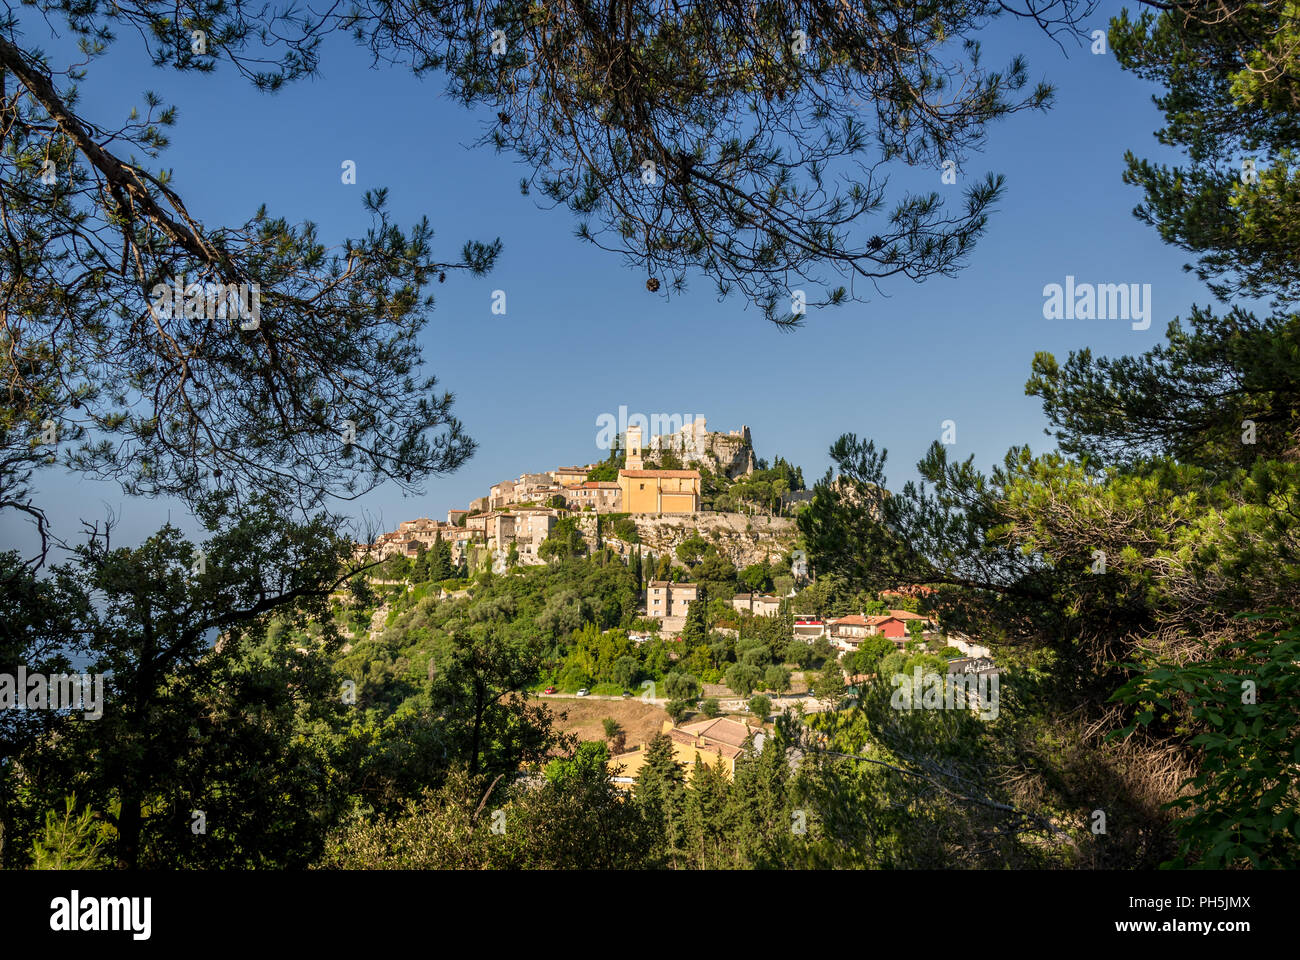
[2,5,1214,557]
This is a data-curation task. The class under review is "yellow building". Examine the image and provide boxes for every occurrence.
[618,468,701,513]
[609,718,763,785]
[552,465,590,486]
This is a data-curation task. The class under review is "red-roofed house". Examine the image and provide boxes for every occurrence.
[829,610,934,650]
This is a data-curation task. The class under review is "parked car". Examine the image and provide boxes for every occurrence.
[543,686,556,694]
[576,688,589,697]
[621,689,633,698]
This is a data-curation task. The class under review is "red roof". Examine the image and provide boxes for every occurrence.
[619,469,701,479]
[832,615,874,626]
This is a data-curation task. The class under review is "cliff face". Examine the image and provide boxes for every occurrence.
[580,512,798,569]
[701,432,756,479]
[647,426,755,479]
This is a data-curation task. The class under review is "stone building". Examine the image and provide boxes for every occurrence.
[490,472,565,509]
[467,507,560,564]
[361,520,482,564]
[732,593,782,617]
[563,480,623,512]
[646,580,698,632]
[551,465,592,486]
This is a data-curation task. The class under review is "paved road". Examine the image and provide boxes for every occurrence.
[536,692,667,706]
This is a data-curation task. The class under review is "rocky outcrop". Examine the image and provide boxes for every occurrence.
[579,512,799,570]
[647,423,756,479]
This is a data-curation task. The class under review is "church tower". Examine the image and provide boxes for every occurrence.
[626,424,644,471]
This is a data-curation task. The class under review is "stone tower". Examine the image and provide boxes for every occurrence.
[626,423,644,470]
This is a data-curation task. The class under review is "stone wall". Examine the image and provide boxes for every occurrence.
[578,511,799,570]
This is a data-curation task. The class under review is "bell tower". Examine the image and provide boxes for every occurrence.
[625,424,644,471]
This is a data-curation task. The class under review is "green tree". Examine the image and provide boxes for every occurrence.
[429,625,553,778]
[601,719,626,755]
[724,663,762,698]
[1114,611,1300,869]
[32,493,360,869]
[680,585,710,646]
[546,740,612,786]
[539,517,587,562]
[748,694,772,720]
[30,796,108,870]
[634,733,686,867]
[814,660,843,704]
[847,636,895,676]
[764,665,791,694]
[695,546,738,586]
[664,672,701,700]
[740,561,774,593]
[653,554,674,581]
[612,656,640,690]
[666,699,693,724]
[676,532,708,567]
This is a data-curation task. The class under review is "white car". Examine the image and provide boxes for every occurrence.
[576,688,589,697]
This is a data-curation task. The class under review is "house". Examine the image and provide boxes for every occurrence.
[828,610,934,651]
[489,472,560,509]
[551,465,591,487]
[506,508,559,561]
[732,593,782,617]
[609,717,763,784]
[944,632,992,659]
[563,480,622,512]
[488,479,515,509]
[646,580,698,624]
[827,614,878,651]
[358,520,482,563]
[792,618,825,641]
[947,656,997,675]
[871,610,932,641]
[946,657,1001,713]
[881,585,936,601]
[467,508,559,563]
[447,509,469,525]
[781,490,815,511]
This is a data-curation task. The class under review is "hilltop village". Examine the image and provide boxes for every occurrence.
[360,417,799,575]
[355,417,989,660]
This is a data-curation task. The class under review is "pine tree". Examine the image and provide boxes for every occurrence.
[684,755,733,869]
[681,584,710,646]
[634,733,686,867]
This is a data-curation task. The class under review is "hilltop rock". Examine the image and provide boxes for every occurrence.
[579,511,798,569]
